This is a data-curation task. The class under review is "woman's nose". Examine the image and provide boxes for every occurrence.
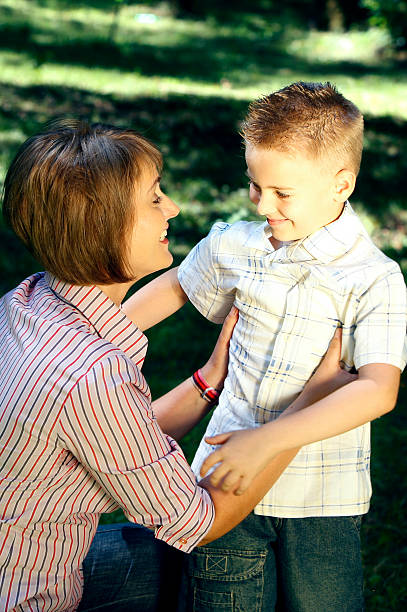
[163,196,180,220]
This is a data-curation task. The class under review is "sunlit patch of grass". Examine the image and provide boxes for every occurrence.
[0,1,407,118]
[287,27,392,64]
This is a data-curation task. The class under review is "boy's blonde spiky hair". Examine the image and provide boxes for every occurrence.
[241,81,364,175]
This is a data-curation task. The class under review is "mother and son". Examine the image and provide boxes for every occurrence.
[0,82,405,611]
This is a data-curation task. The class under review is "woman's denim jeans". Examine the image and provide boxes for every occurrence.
[77,522,184,612]
[179,512,364,612]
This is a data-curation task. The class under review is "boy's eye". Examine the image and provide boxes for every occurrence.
[276,191,290,199]
[249,180,261,192]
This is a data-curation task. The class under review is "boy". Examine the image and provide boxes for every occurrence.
[124,82,406,610]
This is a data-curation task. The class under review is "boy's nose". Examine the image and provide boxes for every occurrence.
[257,197,278,217]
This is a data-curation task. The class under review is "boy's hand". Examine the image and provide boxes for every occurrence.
[201,427,274,495]
[200,327,358,495]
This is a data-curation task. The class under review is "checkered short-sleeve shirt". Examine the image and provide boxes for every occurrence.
[179,202,407,518]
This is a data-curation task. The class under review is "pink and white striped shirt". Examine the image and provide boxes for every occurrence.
[0,272,214,612]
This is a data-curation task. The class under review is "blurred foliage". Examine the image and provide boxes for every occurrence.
[362,0,407,50]
[0,2,406,609]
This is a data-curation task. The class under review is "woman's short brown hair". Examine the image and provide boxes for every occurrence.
[2,119,162,285]
[241,81,364,175]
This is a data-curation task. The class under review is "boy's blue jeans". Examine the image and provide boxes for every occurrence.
[179,512,364,612]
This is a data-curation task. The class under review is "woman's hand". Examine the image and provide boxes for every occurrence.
[200,327,358,495]
[285,328,357,415]
[200,306,239,393]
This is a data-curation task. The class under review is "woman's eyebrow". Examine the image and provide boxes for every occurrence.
[149,176,161,191]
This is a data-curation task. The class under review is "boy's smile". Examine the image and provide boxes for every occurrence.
[245,144,349,248]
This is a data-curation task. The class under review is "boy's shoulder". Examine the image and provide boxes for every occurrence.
[207,220,266,251]
[308,203,403,280]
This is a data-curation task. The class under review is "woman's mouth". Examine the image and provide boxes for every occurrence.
[159,229,168,244]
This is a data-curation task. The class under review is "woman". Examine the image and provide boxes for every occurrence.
[0,120,352,611]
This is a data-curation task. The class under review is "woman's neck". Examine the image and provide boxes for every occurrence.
[96,281,135,306]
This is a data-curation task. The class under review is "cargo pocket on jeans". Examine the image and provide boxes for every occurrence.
[186,547,267,611]
[193,587,233,611]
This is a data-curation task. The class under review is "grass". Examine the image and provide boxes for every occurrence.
[0,1,406,609]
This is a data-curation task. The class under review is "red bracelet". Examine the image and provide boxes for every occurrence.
[191,369,221,405]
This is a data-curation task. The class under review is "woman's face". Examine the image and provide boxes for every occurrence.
[127,164,180,280]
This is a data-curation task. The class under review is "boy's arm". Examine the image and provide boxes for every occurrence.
[122,267,187,331]
[196,327,353,544]
[202,361,400,493]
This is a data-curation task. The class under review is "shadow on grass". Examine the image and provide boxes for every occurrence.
[1,81,406,219]
[1,12,407,87]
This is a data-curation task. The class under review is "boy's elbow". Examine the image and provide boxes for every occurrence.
[374,385,399,417]
[382,393,398,415]
[359,364,400,417]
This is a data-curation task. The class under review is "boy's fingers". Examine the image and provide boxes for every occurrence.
[235,474,252,496]
[209,464,230,487]
[220,470,241,492]
[200,448,223,476]
[205,432,232,445]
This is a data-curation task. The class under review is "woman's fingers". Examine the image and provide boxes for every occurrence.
[321,327,342,368]
[216,306,239,349]
[200,307,238,390]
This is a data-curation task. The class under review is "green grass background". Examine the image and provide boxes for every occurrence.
[0,1,406,609]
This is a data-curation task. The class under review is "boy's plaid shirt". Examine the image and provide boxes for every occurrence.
[179,202,406,517]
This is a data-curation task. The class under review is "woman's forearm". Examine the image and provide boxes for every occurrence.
[198,447,299,544]
[152,377,215,440]
[152,307,238,439]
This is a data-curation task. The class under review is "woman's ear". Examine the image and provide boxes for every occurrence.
[333,169,356,203]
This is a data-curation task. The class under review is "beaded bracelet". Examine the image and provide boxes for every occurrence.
[191,369,221,405]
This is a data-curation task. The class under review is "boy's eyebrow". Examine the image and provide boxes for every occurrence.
[245,169,294,190]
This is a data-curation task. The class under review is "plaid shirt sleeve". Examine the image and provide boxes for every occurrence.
[58,354,214,553]
[178,222,237,323]
[353,264,407,370]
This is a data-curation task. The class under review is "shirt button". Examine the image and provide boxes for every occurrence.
[179,538,188,545]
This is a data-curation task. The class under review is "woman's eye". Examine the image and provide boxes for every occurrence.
[276,191,290,199]
[153,195,162,206]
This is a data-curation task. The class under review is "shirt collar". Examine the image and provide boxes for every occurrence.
[45,272,147,362]
[257,201,368,263]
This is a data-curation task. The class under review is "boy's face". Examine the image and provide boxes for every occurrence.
[245,144,346,247]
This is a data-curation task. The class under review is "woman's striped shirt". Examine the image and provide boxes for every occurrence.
[0,272,214,611]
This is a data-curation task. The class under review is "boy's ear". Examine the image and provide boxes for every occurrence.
[333,169,356,203]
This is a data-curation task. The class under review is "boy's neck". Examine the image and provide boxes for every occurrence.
[269,236,283,250]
